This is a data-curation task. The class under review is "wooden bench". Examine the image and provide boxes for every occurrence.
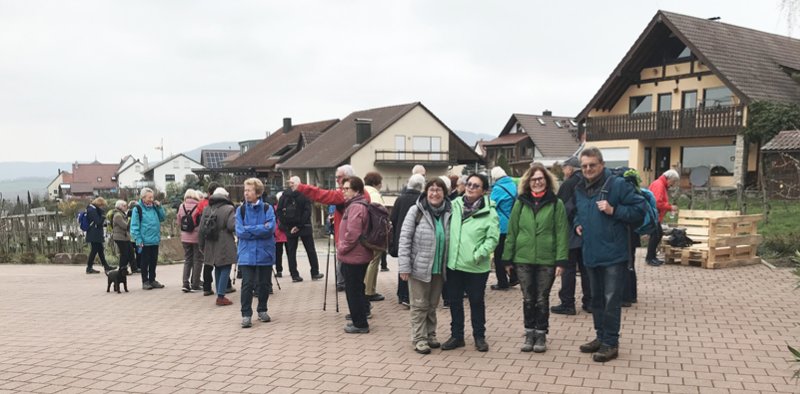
[662,210,764,269]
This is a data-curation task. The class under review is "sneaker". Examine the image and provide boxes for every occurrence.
[551,304,577,315]
[275,272,283,278]
[150,280,164,289]
[203,290,214,296]
[367,293,385,302]
[414,341,431,354]
[475,337,489,352]
[441,337,465,351]
[532,330,547,353]
[311,273,324,280]
[190,286,202,291]
[181,286,193,293]
[292,276,303,282]
[509,280,520,287]
[225,287,236,294]
[241,317,252,328]
[216,297,233,306]
[345,312,372,320]
[344,325,369,334]
[490,284,510,291]
[427,337,441,349]
[646,258,664,266]
[579,338,602,353]
[521,330,535,352]
[336,285,345,292]
[442,300,450,309]
[86,268,100,274]
[142,282,153,290]
[400,300,410,309]
[258,312,271,322]
[592,345,619,362]
[380,267,390,272]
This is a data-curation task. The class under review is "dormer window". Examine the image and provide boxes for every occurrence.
[97,177,102,182]
[516,124,525,133]
[554,120,563,128]
[537,118,546,126]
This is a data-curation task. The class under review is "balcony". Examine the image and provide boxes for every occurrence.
[585,104,744,141]
[374,150,455,166]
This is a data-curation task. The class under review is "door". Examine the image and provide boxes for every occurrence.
[680,90,698,129]
[657,93,673,131]
[655,147,671,176]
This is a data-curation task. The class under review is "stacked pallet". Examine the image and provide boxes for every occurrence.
[662,210,763,269]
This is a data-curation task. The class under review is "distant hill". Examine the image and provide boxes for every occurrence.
[0,177,50,200]
[183,141,240,162]
[454,130,495,147]
[0,161,71,182]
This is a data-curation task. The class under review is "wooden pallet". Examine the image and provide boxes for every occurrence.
[662,210,763,269]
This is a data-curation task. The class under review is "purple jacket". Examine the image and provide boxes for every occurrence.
[337,194,373,265]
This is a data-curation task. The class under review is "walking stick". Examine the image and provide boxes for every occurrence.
[332,238,340,313]
[272,266,281,290]
[323,233,332,311]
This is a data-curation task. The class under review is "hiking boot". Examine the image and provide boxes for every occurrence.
[150,280,164,289]
[86,268,100,274]
[533,330,547,353]
[521,330,535,352]
[275,272,282,278]
[380,266,389,272]
[490,284,510,291]
[181,286,193,293]
[475,337,489,352]
[579,338,602,353]
[203,290,214,296]
[258,312,271,322]
[428,337,441,349]
[646,258,664,266]
[367,293,385,301]
[216,297,233,306]
[142,282,153,290]
[344,324,369,334]
[551,304,577,315]
[581,304,592,313]
[292,276,303,282]
[311,273,324,280]
[441,337,465,351]
[414,341,431,354]
[241,317,252,328]
[592,345,619,362]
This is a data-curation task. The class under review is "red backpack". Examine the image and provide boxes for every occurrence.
[355,201,393,252]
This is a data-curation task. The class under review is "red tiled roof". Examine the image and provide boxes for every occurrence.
[226,119,339,169]
[70,162,118,190]
[762,130,800,151]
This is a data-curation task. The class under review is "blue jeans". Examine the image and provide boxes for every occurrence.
[585,262,625,347]
[240,265,271,317]
[215,265,232,298]
[446,269,489,340]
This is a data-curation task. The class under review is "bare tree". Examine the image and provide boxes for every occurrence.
[781,0,800,35]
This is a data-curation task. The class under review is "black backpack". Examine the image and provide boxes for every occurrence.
[180,205,198,232]
[278,193,302,225]
[199,207,219,241]
[239,201,270,221]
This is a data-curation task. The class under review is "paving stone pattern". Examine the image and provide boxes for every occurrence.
[0,244,798,394]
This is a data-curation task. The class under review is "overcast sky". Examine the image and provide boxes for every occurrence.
[0,0,792,163]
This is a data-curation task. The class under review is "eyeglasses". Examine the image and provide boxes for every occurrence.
[581,163,600,170]
[465,182,482,190]
[427,188,444,194]
[531,177,545,183]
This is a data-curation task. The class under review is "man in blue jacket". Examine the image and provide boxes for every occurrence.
[236,178,276,328]
[574,147,645,362]
[489,166,519,290]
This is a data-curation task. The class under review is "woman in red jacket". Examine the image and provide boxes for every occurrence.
[646,169,680,266]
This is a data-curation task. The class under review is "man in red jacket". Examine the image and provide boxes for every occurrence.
[290,165,370,291]
[646,169,680,266]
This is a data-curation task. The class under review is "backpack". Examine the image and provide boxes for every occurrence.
[77,211,90,232]
[278,193,301,225]
[355,201,393,252]
[180,205,198,232]
[239,201,270,221]
[106,210,115,232]
[600,167,660,236]
[199,207,219,241]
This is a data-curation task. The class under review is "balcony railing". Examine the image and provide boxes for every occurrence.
[374,150,455,166]
[585,104,745,141]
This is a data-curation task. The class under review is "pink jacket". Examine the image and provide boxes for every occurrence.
[336,194,372,265]
[273,204,287,243]
[177,199,201,244]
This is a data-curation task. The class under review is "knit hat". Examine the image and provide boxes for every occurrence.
[563,156,580,168]
[490,166,507,180]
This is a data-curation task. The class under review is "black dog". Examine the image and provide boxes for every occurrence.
[106,268,128,293]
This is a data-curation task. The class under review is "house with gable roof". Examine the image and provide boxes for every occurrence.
[142,153,205,193]
[577,10,800,188]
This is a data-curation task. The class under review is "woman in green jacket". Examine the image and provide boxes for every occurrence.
[502,163,569,353]
[441,173,499,353]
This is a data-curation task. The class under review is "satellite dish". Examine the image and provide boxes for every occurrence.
[690,166,710,187]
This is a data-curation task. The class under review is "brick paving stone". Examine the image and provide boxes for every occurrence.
[0,251,798,394]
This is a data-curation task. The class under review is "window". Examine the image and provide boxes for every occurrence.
[395,135,405,160]
[643,147,652,171]
[658,93,672,112]
[554,120,563,128]
[600,147,629,168]
[569,119,577,127]
[412,136,442,160]
[629,95,652,114]
[677,45,691,59]
[682,91,698,109]
[516,123,525,133]
[537,118,546,125]
[135,165,142,172]
[681,145,735,176]
[703,86,734,108]
[165,174,176,182]
[173,160,179,169]
[184,160,191,169]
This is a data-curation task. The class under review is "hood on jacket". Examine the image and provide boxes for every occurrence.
[209,195,233,207]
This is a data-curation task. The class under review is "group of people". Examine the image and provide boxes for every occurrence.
[83,147,678,361]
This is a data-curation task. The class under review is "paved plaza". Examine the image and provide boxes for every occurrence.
[0,246,798,394]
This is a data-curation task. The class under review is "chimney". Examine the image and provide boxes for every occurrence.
[142,155,149,168]
[283,117,292,133]
[355,118,372,144]
[542,110,552,116]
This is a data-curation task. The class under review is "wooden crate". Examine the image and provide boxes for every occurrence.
[662,210,763,269]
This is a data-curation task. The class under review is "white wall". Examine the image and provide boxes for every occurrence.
[117,163,145,189]
[151,156,205,193]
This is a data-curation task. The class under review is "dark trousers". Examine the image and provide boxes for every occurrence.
[397,275,409,303]
[275,242,286,273]
[557,248,591,308]
[624,239,637,303]
[342,263,370,329]
[516,264,556,332]
[446,268,489,340]
[493,234,518,287]
[130,242,141,271]
[203,264,214,292]
[645,222,663,261]
[380,252,387,270]
[139,245,159,283]
[585,262,626,347]
[86,242,109,271]
[286,235,320,277]
[115,241,133,271]
[240,265,271,317]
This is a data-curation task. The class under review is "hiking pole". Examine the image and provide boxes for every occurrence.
[323,233,332,311]
[332,239,340,313]
[272,266,281,290]
[232,263,237,285]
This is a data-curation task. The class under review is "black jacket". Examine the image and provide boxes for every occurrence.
[85,204,105,243]
[389,188,421,257]
[557,171,583,250]
[277,189,313,237]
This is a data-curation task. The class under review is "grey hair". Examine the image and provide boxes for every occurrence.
[406,174,425,191]
[579,146,604,162]
[337,164,355,177]
[140,187,154,198]
[663,169,680,181]
[412,164,426,176]
[115,200,128,210]
[290,175,301,184]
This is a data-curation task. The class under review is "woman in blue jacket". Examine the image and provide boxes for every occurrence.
[130,188,166,290]
[85,197,111,274]
[236,178,276,328]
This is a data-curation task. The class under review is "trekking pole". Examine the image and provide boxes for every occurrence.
[232,263,237,285]
[272,266,281,290]
[332,240,339,313]
[323,233,332,311]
